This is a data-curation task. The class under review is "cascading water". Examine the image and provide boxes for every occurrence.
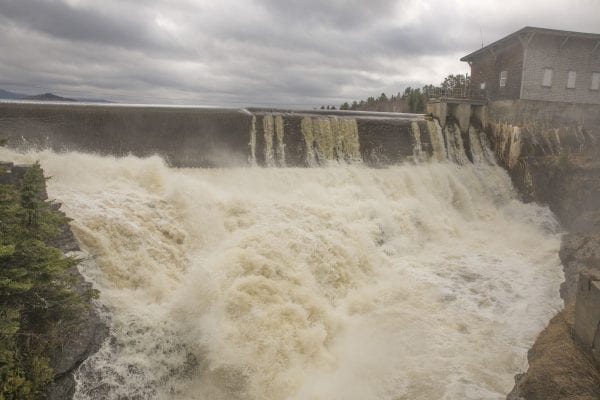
[248,115,257,166]
[468,125,496,166]
[443,122,470,165]
[263,115,276,167]
[410,121,425,162]
[274,115,286,167]
[0,124,563,400]
[426,120,448,161]
[300,116,361,164]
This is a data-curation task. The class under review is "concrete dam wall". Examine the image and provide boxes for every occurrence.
[0,102,254,167]
[0,101,484,167]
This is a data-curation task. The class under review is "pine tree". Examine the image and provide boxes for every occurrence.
[0,163,96,400]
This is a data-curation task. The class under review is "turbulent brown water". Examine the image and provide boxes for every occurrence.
[0,144,563,400]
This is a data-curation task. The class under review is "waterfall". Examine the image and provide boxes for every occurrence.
[300,117,317,166]
[300,116,360,165]
[468,124,497,166]
[443,122,470,165]
[249,115,257,166]
[479,128,497,165]
[255,114,494,168]
[314,117,335,161]
[337,118,361,163]
[263,114,275,167]
[508,126,522,169]
[274,115,286,167]
[0,147,563,400]
[410,121,425,162]
[246,111,507,177]
[426,119,448,161]
[468,125,490,165]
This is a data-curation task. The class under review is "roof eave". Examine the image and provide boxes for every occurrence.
[461,27,530,62]
[461,26,600,62]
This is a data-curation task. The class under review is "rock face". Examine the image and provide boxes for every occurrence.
[45,214,108,400]
[486,100,600,230]
[483,100,600,400]
[506,307,600,400]
[560,233,600,304]
[574,271,600,367]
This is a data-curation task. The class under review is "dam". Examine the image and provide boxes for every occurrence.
[0,101,564,400]
[0,101,494,167]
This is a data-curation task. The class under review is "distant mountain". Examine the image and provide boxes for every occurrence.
[0,89,26,100]
[75,97,114,104]
[0,88,112,103]
[22,93,76,102]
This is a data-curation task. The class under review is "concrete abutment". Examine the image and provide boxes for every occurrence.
[426,98,486,134]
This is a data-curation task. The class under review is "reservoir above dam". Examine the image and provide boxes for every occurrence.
[0,101,565,399]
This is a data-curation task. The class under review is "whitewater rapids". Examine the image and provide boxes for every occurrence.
[1,149,563,400]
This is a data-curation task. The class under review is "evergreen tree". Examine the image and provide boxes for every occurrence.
[0,163,96,400]
[401,87,426,113]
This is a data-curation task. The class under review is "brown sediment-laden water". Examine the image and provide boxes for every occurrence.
[1,133,563,400]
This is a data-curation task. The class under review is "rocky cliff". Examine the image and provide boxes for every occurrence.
[45,208,108,400]
[483,100,600,399]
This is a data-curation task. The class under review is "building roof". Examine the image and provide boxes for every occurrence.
[461,26,600,62]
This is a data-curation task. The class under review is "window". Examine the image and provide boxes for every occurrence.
[499,71,507,87]
[592,72,600,91]
[567,71,576,89]
[480,82,486,90]
[542,68,553,87]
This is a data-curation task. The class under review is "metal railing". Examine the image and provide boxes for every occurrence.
[425,86,487,100]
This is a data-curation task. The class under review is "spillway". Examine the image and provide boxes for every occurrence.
[0,102,453,167]
[0,135,563,400]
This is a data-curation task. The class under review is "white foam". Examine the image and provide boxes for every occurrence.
[0,148,564,400]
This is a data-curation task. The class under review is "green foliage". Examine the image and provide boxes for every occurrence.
[440,73,470,90]
[402,87,426,113]
[0,162,93,400]
[339,72,471,113]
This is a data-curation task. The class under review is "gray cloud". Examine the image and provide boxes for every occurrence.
[252,0,398,28]
[0,0,598,107]
[0,0,159,49]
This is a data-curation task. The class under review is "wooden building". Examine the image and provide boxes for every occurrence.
[461,27,600,104]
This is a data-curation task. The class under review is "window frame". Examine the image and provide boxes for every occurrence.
[566,70,577,89]
[542,68,553,88]
[591,72,600,91]
[499,71,507,88]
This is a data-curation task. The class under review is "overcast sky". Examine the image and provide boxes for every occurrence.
[0,0,599,107]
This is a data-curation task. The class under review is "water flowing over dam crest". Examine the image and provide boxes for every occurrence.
[0,102,496,167]
[0,102,564,400]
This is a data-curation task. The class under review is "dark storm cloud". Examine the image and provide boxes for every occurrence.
[0,0,161,50]
[0,0,598,106]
